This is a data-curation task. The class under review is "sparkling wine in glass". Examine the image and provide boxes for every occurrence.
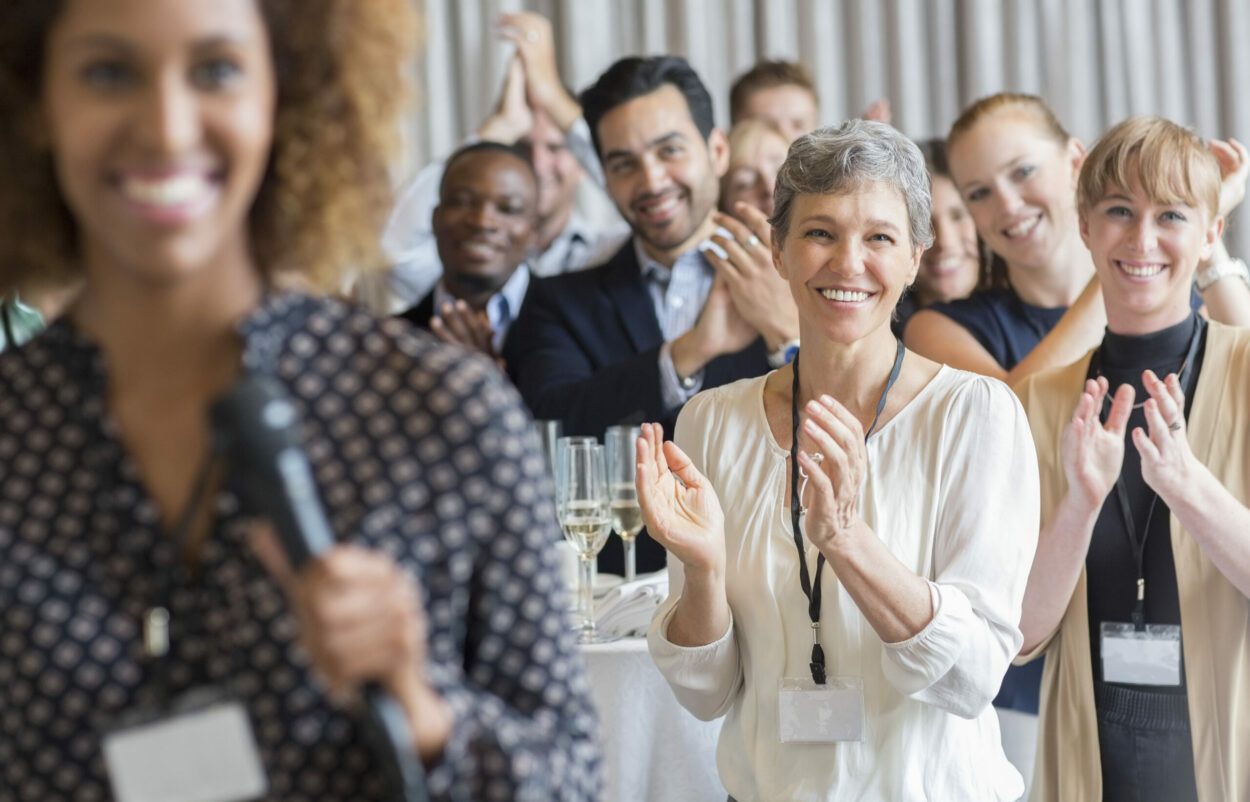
[555,439,615,643]
[605,425,644,581]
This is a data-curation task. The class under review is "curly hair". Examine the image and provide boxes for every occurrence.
[0,0,418,295]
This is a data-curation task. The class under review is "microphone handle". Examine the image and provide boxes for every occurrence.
[364,685,433,802]
[259,449,432,802]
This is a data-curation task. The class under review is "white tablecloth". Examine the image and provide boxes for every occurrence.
[582,637,725,802]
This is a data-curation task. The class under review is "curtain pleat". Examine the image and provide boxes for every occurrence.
[409,0,1250,255]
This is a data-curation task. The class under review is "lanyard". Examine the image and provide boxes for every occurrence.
[1087,316,1205,631]
[789,338,904,683]
[144,448,218,705]
[1,302,13,350]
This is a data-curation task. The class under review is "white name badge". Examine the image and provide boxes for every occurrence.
[1100,622,1182,686]
[103,698,268,802]
[778,676,865,743]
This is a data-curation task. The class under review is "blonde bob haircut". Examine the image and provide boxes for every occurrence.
[1077,116,1221,221]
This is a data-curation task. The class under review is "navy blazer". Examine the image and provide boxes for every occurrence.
[504,239,770,574]
[397,291,437,331]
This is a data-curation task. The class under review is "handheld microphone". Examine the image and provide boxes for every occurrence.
[209,372,429,802]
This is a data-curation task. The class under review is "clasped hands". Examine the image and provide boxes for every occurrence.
[1064,370,1201,514]
[430,300,505,370]
[672,204,799,377]
[706,203,800,354]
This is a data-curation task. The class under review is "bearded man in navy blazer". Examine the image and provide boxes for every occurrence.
[505,56,800,574]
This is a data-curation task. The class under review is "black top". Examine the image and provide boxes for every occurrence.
[889,291,920,339]
[923,287,1067,370]
[0,293,602,801]
[924,286,1205,372]
[1085,313,1206,694]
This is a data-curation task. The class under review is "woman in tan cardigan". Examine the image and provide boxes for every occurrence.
[1015,116,1250,802]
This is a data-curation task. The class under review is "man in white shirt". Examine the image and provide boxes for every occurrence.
[383,58,627,310]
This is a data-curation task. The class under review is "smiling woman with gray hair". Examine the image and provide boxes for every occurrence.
[636,119,1039,800]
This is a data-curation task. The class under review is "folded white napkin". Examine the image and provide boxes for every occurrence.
[594,570,669,638]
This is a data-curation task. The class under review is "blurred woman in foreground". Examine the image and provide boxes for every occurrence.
[0,1,599,799]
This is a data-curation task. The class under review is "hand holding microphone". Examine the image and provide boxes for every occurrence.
[211,373,444,801]
[250,529,453,764]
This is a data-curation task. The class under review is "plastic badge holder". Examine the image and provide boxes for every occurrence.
[1100,622,1182,686]
[103,694,267,802]
[778,676,865,743]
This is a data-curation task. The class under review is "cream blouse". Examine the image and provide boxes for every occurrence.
[648,366,1039,801]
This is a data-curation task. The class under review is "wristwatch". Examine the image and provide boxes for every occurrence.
[1195,258,1250,292]
[767,338,801,369]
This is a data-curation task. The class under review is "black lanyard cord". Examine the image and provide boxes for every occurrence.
[789,338,905,683]
[145,447,219,705]
[1088,316,1206,632]
[1,302,14,349]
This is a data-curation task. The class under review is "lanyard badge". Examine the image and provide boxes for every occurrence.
[102,689,268,802]
[101,452,269,801]
[104,603,266,802]
[1087,317,1204,688]
[777,341,904,743]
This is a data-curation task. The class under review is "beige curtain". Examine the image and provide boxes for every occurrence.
[409,0,1250,255]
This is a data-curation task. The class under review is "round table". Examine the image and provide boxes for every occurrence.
[581,637,725,802]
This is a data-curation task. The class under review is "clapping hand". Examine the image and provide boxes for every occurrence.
[430,300,505,370]
[634,423,726,577]
[477,55,533,145]
[696,273,761,355]
[1062,377,1133,513]
[1133,369,1204,505]
[1210,137,1249,219]
[708,204,800,351]
[794,395,869,550]
[861,98,892,125]
[497,11,580,129]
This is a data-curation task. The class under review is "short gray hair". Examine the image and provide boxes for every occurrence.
[770,119,933,249]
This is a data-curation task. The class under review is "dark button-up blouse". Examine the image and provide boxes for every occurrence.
[0,292,602,801]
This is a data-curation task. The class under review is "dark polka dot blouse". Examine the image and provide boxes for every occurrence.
[0,293,602,802]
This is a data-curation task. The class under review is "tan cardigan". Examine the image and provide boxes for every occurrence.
[1015,320,1250,802]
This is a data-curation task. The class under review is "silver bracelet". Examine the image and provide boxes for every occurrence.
[1195,257,1250,292]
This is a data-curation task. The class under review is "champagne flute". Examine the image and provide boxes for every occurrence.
[555,439,615,643]
[532,419,563,481]
[604,425,643,582]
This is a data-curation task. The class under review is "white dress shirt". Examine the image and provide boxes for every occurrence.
[648,367,1038,801]
[634,237,718,412]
